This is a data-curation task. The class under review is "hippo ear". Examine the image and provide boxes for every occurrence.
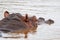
[25,14,28,19]
[25,14,29,21]
[4,11,9,17]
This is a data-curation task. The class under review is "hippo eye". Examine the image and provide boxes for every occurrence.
[12,18,20,21]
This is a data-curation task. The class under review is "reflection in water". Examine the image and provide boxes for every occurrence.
[1,30,37,38]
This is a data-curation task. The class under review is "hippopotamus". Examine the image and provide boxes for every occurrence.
[0,11,38,38]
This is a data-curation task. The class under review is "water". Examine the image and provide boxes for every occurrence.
[0,0,60,40]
